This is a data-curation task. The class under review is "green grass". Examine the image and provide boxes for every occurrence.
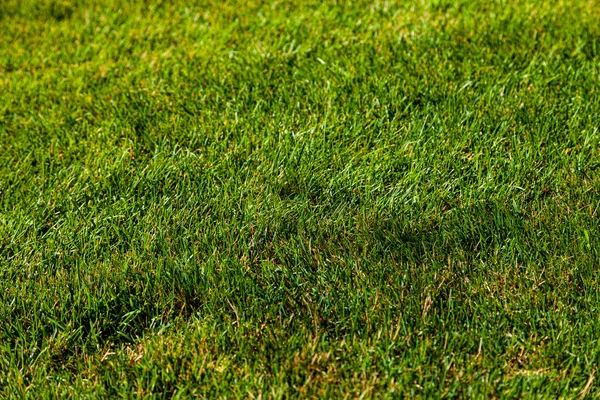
[1,0,600,397]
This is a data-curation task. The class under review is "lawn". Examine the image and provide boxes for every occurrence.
[1,0,600,397]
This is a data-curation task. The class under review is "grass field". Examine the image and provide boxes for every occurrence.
[1,0,600,397]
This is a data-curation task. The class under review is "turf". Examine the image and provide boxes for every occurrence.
[1,0,600,397]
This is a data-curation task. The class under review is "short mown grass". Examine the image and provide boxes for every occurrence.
[1,0,600,397]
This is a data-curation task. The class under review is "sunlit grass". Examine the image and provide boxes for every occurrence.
[1,0,600,397]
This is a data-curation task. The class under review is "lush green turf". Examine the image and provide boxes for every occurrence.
[1,0,600,397]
